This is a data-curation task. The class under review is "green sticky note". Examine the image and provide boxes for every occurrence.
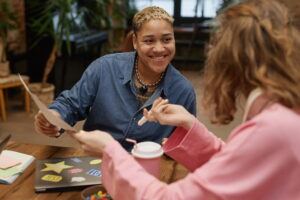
[0,167,22,178]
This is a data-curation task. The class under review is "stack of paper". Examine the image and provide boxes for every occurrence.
[0,150,35,184]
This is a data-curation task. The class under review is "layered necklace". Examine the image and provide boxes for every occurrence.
[135,57,165,95]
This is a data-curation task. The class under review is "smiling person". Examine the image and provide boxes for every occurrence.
[34,6,196,151]
[70,0,300,199]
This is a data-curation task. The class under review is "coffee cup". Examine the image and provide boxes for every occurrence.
[131,141,164,178]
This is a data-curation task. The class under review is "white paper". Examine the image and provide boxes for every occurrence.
[18,74,77,131]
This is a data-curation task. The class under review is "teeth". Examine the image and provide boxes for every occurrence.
[151,56,166,59]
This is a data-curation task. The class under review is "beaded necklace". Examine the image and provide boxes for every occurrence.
[135,57,165,95]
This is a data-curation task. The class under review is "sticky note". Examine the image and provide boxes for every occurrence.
[0,154,21,169]
[0,167,22,177]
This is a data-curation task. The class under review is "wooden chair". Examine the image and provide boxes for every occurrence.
[0,74,30,121]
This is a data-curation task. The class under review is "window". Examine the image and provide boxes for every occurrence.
[181,0,222,18]
[134,0,223,20]
[134,0,174,15]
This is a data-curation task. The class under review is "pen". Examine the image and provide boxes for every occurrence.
[138,99,168,126]
[137,110,152,126]
[50,128,64,138]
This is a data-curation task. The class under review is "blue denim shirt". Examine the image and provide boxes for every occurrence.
[49,52,196,151]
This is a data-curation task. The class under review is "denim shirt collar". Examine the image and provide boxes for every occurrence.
[121,51,173,101]
[122,51,136,85]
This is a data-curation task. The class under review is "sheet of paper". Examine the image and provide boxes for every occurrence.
[18,74,77,132]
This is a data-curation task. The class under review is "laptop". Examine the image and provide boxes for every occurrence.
[35,156,102,192]
[0,134,11,155]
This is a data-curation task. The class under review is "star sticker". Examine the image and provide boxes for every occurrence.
[41,161,73,173]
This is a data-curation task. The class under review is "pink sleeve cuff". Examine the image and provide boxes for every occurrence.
[163,117,223,171]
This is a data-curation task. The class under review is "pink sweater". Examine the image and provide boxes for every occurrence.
[102,103,300,200]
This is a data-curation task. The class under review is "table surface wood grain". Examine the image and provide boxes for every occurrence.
[0,142,188,200]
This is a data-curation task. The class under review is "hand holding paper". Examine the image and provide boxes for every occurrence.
[18,74,77,133]
[35,110,62,136]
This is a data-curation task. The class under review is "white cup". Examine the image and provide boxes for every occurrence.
[131,141,164,178]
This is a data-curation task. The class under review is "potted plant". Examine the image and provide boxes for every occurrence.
[28,0,87,88]
[78,0,128,52]
[25,0,86,112]
[0,1,17,77]
[29,0,127,89]
[27,0,127,112]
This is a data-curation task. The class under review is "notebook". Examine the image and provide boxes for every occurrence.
[0,150,35,184]
[35,156,102,192]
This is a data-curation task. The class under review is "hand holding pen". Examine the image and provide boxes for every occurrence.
[138,98,168,126]
[138,97,195,130]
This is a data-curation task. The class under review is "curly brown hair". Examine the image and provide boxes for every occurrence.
[202,0,300,124]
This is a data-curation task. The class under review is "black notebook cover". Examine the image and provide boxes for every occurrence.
[35,156,102,193]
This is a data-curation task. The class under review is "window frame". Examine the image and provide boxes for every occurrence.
[132,0,217,26]
[173,0,213,26]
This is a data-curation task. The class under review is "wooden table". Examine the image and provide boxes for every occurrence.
[0,142,189,200]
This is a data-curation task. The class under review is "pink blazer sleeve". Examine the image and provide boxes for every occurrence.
[163,117,224,171]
